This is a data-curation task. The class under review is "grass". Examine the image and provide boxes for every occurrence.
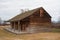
[51,28,60,32]
[0,26,60,40]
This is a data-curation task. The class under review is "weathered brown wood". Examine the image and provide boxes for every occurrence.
[10,22,14,29]
[9,7,51,32]
[40,8,44,17]
[14,22,15,31]
[18,21,21,31]
[10,22,12,29]
[15,22,18,30]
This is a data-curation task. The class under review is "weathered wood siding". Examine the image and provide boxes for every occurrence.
[29,10,51,25]
[10,8,51,32]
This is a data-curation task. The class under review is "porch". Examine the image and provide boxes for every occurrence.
[4,20,30,34]
[4,27,28,34]
[10,20,29,32]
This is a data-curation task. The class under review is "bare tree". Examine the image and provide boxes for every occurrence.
[58,17,60,23]
[0,17,2,25]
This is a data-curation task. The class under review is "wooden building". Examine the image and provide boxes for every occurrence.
[8,7,51,33]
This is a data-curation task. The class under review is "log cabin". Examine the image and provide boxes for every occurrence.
[8,7,52,33]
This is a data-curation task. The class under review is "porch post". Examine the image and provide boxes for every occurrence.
[10,22,12,29]
[14,21,15,31]
[18,21,21,31]
[10,22,13,29]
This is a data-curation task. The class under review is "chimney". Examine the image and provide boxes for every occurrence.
[40,8,44,17]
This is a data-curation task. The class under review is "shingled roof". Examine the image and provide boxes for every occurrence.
[8,7,51,21]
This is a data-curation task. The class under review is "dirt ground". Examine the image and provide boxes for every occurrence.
[0,26,60,40]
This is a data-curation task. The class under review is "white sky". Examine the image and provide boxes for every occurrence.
[0,0,60,22]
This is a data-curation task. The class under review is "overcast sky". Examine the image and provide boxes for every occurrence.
[0,0,60,22]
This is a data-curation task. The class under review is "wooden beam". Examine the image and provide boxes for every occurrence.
[14,22,15,31]
[10,22,13,30]
[10,22,12,29]
[18,21,21,31]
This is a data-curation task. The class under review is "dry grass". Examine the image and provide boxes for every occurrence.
[0,26,60,40]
